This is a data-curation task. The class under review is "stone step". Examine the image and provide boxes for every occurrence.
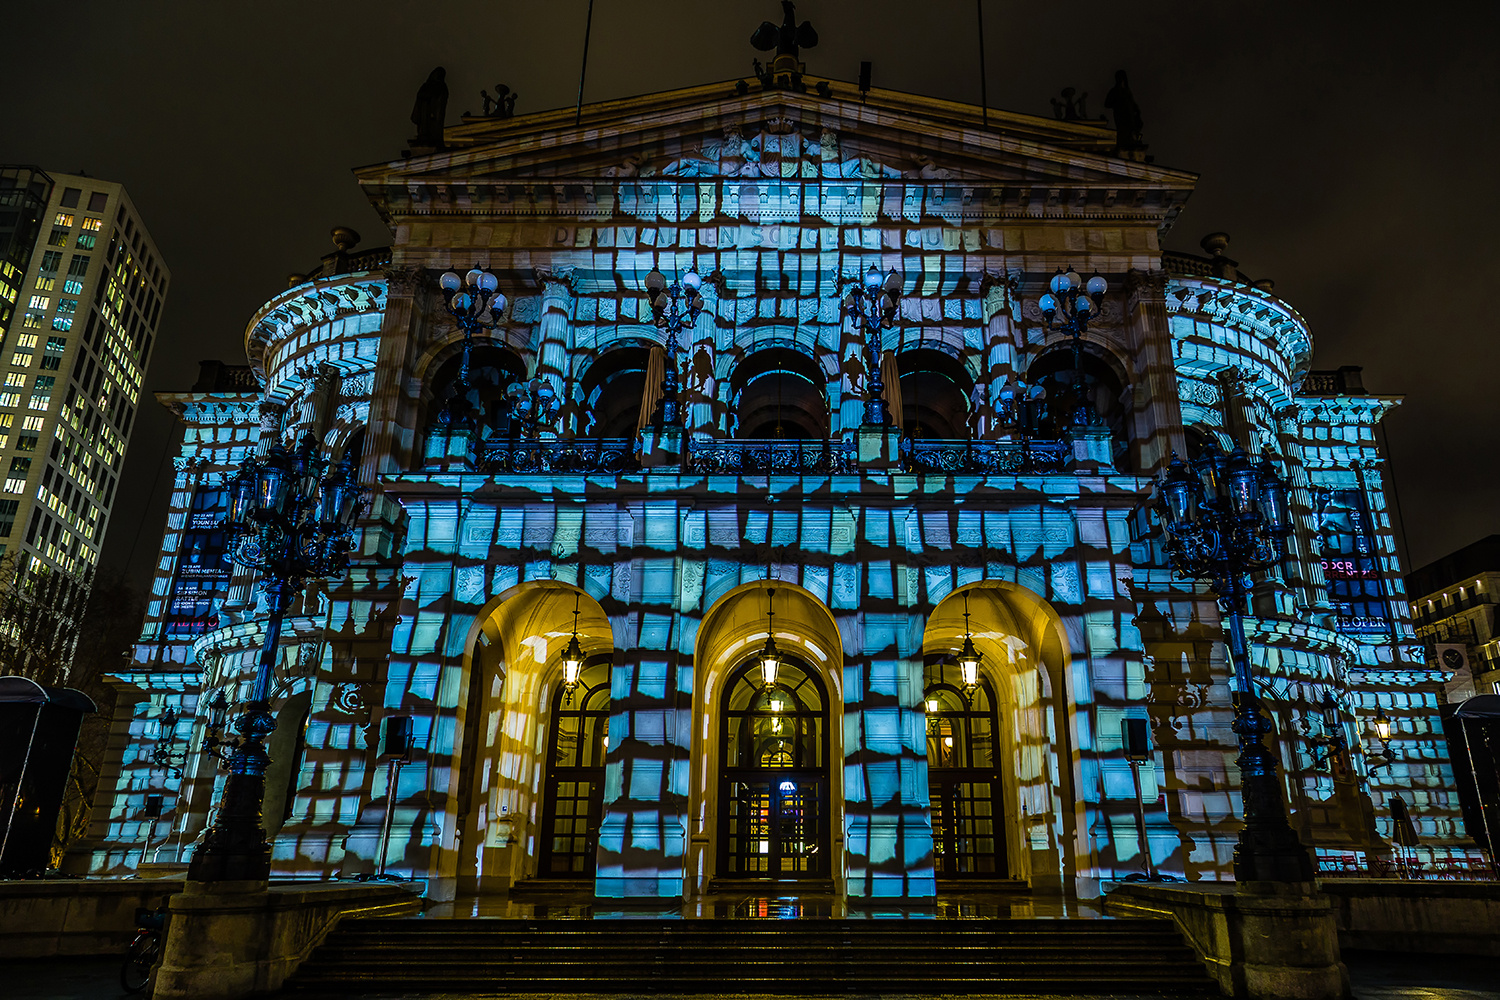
[285,916,1219,995]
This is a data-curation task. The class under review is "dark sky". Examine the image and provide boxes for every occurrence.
[1,2,1496,591]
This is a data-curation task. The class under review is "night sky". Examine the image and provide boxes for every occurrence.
[1,2,1495,590]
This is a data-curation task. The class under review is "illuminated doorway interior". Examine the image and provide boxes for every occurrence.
[719,657,829,879]
[924,661,1005,877]
[539,659,609,878]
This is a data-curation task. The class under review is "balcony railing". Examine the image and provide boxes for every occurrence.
[686,438,857,475]
[471,436,1069,476]
[902,438,1068,475]
[478,438,637,474]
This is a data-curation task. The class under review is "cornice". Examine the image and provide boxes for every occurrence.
[244,272,389,381]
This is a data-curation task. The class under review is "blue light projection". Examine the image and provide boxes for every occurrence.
[77,82,1470,897]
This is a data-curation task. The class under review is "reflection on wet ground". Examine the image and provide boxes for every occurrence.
[422,884,1105,920]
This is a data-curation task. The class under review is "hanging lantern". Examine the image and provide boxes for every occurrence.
[761,587,780,689]
[562,592,584,701]
[1374,709,1392,744]
[959,592,980,695]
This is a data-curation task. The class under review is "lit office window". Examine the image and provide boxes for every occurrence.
[53,213,74,228]
[81,218,102,232]
[9,354,31,368]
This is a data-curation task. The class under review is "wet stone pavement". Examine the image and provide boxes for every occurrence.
[8,951,1500,1000]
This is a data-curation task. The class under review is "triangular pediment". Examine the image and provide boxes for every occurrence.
[356,78,1196,231]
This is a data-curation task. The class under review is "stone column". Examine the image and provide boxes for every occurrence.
[1123,270,1184,475]
[978,272,1020,440]
[295,364,339,441]
[364,268,421,478]
[255,400,285,457]
[1274,404,1329,616]
[533,267,575,441]
[685,303,718,443]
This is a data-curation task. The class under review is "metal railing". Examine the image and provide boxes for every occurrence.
[902,438,1068,475]
[686,438,857,475]
[477,438,637,474]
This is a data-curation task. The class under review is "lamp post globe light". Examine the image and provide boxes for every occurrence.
[437,266,507,427]
[506,377,561,439]
[643,266,706,425]
[842,265,903,426]
[188,433,367,883]
[1149,439,1315,882]
[1038,267,1107,428]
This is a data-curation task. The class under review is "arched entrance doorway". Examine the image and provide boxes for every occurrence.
[920,581,1078,889]
[538,657,610,877]
[719,656,830,879]
[923,663,1004,877]
[450,582,616,894]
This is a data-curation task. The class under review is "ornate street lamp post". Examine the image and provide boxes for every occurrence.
[506,377,560,439]
[437,266,508,426]
[1038,267,1107,427]
[1149,440,1315,882]
[841,265,903,425]
[643,267,705,425]
[995,374,1049,463]
[187,434,367,883]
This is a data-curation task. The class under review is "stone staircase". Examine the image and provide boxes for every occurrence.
[286,916,1220,995]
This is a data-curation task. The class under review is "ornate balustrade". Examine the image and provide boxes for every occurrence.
[902,438,1068,474]
[477,438,637,474]
[686,438,857,475]
[472,436,1067,476]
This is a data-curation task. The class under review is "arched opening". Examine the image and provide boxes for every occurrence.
[425,342,526,437]
[538,657,611,877]
[731,347,828,439]
[690,581,846,893]
[922,668,1003,876]
[452,582,616,892]
[581,345,651,437]
[719,656,829,878]
[897,348,971,439]
[921,581,1077,887]
[1026,345,1129,458]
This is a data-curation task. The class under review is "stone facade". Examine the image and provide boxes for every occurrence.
[84,79,1469,900]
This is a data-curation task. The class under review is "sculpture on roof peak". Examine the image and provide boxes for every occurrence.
[751,2,818,72]
[1104,70,1146,153]
[410,67,448,149]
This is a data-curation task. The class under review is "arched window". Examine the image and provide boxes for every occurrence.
[1026,345,1130,461]
[425,342,526,437]
[580,345,651,438]
[539,658,610,877]
[731,347,828,439]
[924,659,1004,877]
[720,656,829,878]
[897,348,971,440]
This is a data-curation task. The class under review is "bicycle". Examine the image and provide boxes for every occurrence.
[120,904,166,995]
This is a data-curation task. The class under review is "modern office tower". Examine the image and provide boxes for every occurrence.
[0,168,169,574]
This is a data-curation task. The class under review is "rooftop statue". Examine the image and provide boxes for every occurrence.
[481,84,518,119]
[1104,70,1146,152]
[1050,87,1089,121]
[411,67,448,148]
[751,1,818,69]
